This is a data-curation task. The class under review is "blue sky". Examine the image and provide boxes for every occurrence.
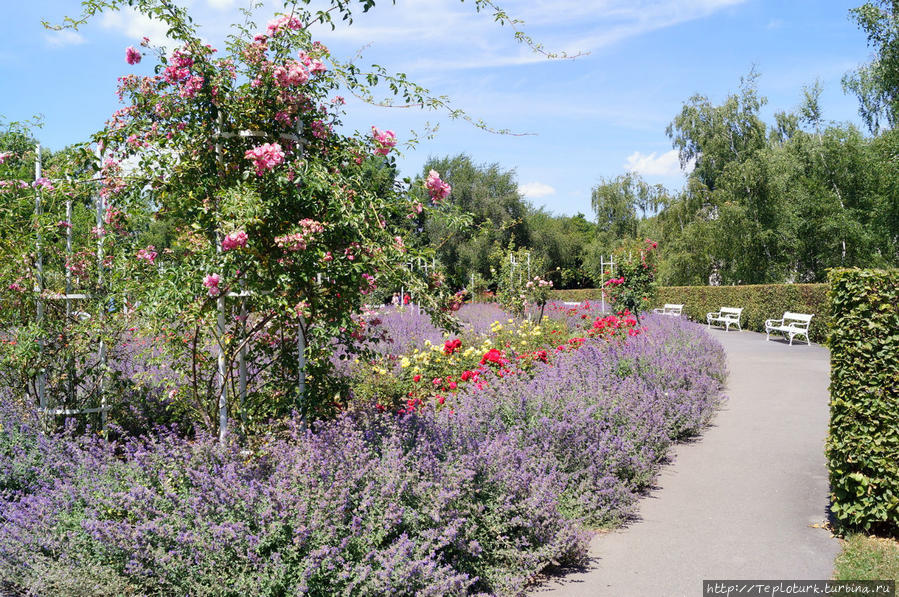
[0,0,872,216]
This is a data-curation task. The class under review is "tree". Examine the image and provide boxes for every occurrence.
[666,68,768,191]
[10,0,483,437]
[413,154,528,288]
[843,0,899,134]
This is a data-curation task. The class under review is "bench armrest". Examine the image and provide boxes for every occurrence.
[765,318,783,326]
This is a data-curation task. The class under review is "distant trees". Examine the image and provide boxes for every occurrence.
[414,2,899,292]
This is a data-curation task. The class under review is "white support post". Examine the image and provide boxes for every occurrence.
[34,144,46,410]
[65,196,75,404]
[238,296,247,421]
[94,191,108,429]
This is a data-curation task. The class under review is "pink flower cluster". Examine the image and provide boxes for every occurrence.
[203,273,221,297]
[525,276,553,289]
[136,245,157,264]
[222,230,248,251]
[604,277,625,287]
[275,219,324,251]
[297,50,326,74]
[273,61,309,87]
[32,178,54,192]
[371,127,396,156]
[0,151,12,164]
[360,273,377,295]
[179,75,204,99]
[125,46,142,65]
[0,180,28,191]
[310,119,330,139]
[244,143,285,176]
[267,14,303,36]
[425,170,451,202]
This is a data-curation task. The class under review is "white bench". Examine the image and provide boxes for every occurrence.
[653,303,684,316]
[765,312,813,345]
[706,306,743,331]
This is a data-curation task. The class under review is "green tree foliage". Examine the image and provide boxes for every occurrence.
[843,1,899,134]
[413,154,529,288]
[648,71,899,286]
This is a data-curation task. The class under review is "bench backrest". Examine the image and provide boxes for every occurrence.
[663,304,684,310]
[783,312,813,326]
[720,307,743,316]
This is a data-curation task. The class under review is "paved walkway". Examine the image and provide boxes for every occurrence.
[533,328,840,597]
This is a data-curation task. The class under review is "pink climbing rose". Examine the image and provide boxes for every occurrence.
[125,46,142,65]
[244,143,285,176]
[222,230,248,251]
[273,61,309,87]
[203,273,221,297]
[371,127,396,156]
[425,170,451,202]
[136,246,158,264]
[267,14,303,36]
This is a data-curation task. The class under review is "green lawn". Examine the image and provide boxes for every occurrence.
[833,534,899,583]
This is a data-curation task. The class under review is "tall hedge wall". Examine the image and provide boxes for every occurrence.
[826,268,899,534]
[550,283,829,342]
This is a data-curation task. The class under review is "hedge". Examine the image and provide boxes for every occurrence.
[826,268,899,534]
[550,284,829,342]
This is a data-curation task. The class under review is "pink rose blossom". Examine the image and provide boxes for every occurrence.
[0,152,12,164]
[267,14,303,36]
[179,75,204,99]
[273,61,309,87]
[425,170,451,202]
[371,126,396,156]
[222,230,248,251]
[203,273,221,297]
[136,245,158,264]
[125,46,142,65]
[32,178,55,192]
[244,142,285,175]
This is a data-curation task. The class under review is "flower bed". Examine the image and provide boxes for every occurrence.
[0,309,725,596]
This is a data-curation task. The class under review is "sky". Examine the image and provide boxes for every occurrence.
[0,0,874,217]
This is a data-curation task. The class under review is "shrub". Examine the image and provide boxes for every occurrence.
[550,283,829,341]
[826,268,899,535]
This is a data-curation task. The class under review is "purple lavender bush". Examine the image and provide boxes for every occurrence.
[0,313,725,596]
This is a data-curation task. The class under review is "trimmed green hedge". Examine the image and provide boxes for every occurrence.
[826,268,899,535]
[550,284,829,342]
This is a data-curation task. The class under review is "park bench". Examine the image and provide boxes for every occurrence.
[706,306,743,331]
[653,303,684,316]
[764,312,813,345]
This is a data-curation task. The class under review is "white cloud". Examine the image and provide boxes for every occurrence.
[207,0,237,9]
[624,149,693,176]
[100,7,173,45]
[44,30,86,48]
[518,181,556,198]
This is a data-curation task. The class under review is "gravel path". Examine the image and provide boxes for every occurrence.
[532,328,840,597]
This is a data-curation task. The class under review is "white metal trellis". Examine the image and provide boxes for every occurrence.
[211,119,308,441]
[31,144,112,426]
[599,254,615,314]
